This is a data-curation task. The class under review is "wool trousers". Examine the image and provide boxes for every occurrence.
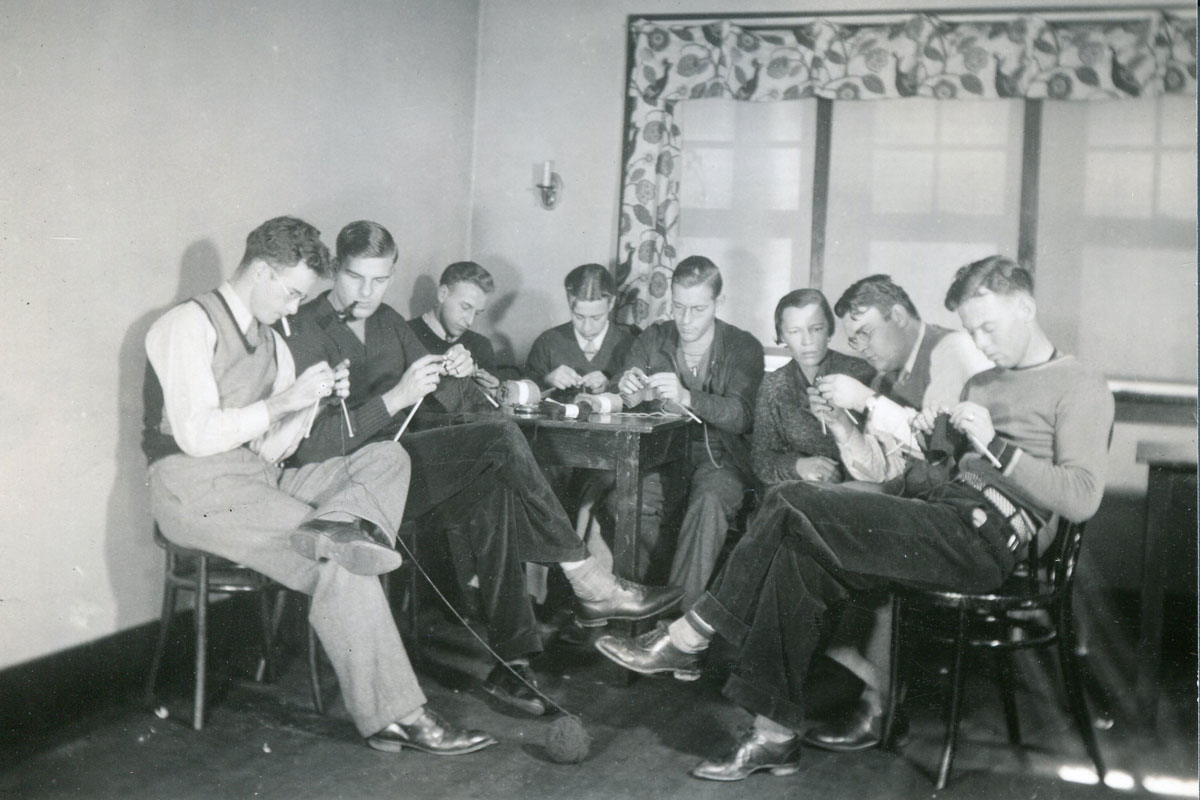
[399,420,587,660]
[693,479,1015,730]
[149,441,419,737]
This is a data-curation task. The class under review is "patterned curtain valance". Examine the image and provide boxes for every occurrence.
[615,11,1197,325]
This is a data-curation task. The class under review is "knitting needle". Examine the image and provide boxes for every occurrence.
[393,396,424,442]
[670,400,703,424]
[473,379,500,408]
[844,408,859,425]
[302,398,320,439]
[968,433,1004,469]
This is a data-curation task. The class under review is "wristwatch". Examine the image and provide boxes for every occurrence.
[863,391,881,414]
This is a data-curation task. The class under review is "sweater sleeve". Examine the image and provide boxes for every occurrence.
[525,330,555,385]
[968,369,1114,522]
[751,375,801,485]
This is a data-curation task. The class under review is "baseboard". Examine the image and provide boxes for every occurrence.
[0,597,256,766]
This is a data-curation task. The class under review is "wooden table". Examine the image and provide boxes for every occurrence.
[1134,438,1197,730]
[419,409,690,582]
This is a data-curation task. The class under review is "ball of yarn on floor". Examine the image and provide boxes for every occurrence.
[546,715,590,764]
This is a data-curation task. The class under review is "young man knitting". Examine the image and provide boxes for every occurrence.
[595,255,1114,782]
[284,220,683,718]
[144,216,495,756]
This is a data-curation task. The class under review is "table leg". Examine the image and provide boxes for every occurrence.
[609,431,644,582]
[1135,465,1169,732]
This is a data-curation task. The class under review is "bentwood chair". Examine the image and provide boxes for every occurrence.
[144,526,323,729]
[881,518,1106,789]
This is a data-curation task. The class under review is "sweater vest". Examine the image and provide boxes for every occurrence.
[875,323,952,410]
[142,291,277,463]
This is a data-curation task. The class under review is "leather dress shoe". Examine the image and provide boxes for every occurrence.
[691,729,802,782]
[366,708,497,755]
[802,699,907,752]
[289,519,401,576]
[482,663,548,717]
[594,622,701,680]
[575,578,683,627]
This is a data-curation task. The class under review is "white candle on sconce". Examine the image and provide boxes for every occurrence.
[542,160,554,186]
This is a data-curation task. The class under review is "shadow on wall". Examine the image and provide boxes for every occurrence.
[102,240,224,628]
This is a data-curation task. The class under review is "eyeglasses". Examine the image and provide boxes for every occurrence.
[846,312,890,352]
[266,267,305,302]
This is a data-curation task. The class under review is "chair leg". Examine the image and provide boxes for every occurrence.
[307,618,325,715]
[881,593,903,749]
[1058,604,1107,781]
[144,570,178,705]
[996,650,1022,746]
[193,556,209,731]
[936,606,969,790]
[254,590,276,684]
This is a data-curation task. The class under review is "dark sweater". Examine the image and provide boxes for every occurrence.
[408,315,497,375]
[283,293,485,465]
[751,352,876,486]
[524,322,635,389]
[623,318,765,477]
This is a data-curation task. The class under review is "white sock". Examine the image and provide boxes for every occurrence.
[754,714,797,742]
[561,556,617,601]
[667,615,712,654]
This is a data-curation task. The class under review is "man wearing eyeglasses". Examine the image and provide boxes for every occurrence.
[144,216,498,758]
[797,273,993,753]
[817,274,993,465]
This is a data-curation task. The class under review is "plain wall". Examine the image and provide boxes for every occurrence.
[0,0,480,670]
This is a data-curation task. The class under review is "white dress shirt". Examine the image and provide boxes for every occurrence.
[145,282,307,464]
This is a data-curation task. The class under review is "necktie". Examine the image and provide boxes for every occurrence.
[582,339,598,362]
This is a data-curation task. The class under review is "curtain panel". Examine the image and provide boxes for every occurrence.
[615,12,1197,325]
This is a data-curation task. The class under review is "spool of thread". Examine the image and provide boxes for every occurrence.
[501,379,542,407]
[575,392,623,415]
[540,399,589,421]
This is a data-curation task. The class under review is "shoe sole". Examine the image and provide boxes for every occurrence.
[594,640,701,682]
[290,529,402,576]
[801,735,881,753]
[481,682,548,717]
[366,736,498,756]
[575,593,685,628]
[691,763,801,781]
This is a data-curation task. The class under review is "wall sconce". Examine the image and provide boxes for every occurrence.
[537,160,561,210]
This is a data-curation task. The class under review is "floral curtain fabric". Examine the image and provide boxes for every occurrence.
[615,11,1197,325]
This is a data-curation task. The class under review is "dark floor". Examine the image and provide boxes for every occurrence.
[2,599,1195,800]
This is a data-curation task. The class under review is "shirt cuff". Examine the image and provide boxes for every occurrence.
[986,436,1022,475]
[243,400,271,440]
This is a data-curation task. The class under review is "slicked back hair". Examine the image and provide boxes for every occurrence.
[237,216,332,278]
[833,274,919,321]
[439,261,495,293]
[336,220,398,267]
[564,263,615,305]
[774,289,834,343]
[671,255,723,298]
[944,255,1034,311]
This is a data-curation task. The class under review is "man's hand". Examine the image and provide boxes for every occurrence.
[617,366,648,397]
[545,364,584,390]
[648,372,692,408]
[580,370,609,394]
[807,387,852,439]
[473,368,500,393]
[395,354,444,409]
[910,406,943,435]
[442,343,475,379]
[331,359,351,399]
[795,455,839,482]
[949,401,996,450]
[815,374,875,412]
[267,361,338,419]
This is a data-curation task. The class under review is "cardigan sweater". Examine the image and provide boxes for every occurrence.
[524,322,635,389]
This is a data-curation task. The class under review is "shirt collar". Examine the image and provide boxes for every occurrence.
[217,282,256,337]
[898,321,927,383]
[422,310,457,343]
[575,322,609,353]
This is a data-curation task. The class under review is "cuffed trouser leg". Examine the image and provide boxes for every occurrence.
[150,443,425,737]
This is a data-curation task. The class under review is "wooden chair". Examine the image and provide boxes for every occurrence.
[144,526,322,729]
[881,518,1106,789]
